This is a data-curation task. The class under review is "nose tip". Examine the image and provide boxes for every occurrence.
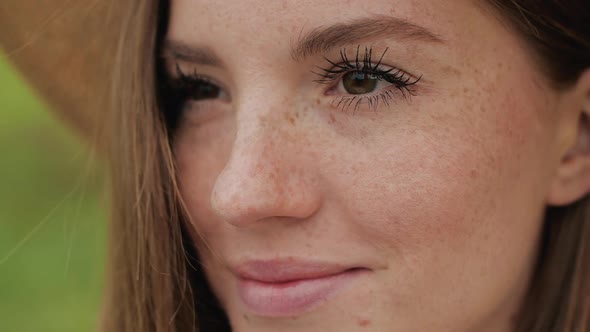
[210,155,321,227]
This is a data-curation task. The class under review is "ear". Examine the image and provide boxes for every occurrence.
[546,69,590,206]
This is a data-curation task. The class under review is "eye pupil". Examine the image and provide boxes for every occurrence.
[342,71,378,95]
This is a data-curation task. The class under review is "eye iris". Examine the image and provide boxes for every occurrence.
[191,82,220,100]
[342,71,378,95]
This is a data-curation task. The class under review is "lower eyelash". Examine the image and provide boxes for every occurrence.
[315,46,421,113]
[331,85,418,114]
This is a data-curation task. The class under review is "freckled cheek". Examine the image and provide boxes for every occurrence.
[344,149,486,255]
[342,102,542,255]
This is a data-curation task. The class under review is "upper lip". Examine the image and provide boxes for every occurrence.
[233,259,365,283]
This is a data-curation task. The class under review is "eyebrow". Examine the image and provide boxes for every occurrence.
[291,15,443,61]
[162,15,442,66]
[161,40,222,66]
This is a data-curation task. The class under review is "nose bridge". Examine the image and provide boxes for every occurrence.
[210,89,320,226]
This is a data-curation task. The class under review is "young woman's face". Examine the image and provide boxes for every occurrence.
[166,0,569,331]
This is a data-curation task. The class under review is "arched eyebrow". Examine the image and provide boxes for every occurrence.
[161,15,442,66]
[291,15,443,61]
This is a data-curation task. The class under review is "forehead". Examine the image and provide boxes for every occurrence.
[167,0,481,51]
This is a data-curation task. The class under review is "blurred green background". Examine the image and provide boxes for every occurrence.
[0,52,106,331]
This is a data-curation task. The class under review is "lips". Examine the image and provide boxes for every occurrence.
[233,259,370,317]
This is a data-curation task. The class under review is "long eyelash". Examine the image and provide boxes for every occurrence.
[313,46,421,113]
[160,63,196,97]
[174,63,214,88]
[162,63,218,105]
[159,62,212,129]
[333,87,417,115]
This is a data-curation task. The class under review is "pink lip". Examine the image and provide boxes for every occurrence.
[234,260,370,317]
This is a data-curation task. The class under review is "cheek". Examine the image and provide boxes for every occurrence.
[338,74,555,275]
[316,78,556,328]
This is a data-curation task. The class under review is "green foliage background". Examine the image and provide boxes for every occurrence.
[0,53,106,331]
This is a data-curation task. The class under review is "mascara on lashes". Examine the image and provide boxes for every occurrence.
[314,46,421,114]
[161,46,421,116]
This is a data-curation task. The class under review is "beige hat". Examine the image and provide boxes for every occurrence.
[0,0,123,137]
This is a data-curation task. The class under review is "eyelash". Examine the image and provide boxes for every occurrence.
[314,46,421,113]
[173,63,220,100]
[159,63,223,127]
[160,46,421,121]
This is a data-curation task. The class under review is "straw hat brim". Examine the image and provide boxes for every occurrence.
[0,0,123,138]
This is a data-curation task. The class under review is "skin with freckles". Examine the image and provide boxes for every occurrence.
[163,0,583,331]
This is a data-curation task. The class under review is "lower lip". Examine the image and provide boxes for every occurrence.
[237,268,368,317]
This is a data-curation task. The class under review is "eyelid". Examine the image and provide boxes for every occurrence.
[313,46,420,84]
[175,63,232,98]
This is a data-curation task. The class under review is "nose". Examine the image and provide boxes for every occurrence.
[210,105,322,227]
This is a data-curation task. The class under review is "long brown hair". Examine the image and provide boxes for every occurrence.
[100,1,590,331]
[486,2,590,331]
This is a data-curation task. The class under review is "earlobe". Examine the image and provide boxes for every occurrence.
[547,78,590,206]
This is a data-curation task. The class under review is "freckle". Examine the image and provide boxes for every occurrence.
[315,98,321,105]
[243,314,250,322]
[470,169,478,179]
[295,111,300,118]
[358,319,371,327]
[328,113,336,124]
[441,64,461,77]
[283,112,296,126]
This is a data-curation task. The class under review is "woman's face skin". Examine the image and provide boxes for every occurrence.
[165,0,577,331]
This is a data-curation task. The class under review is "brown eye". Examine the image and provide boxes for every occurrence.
[341,71,379,95]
